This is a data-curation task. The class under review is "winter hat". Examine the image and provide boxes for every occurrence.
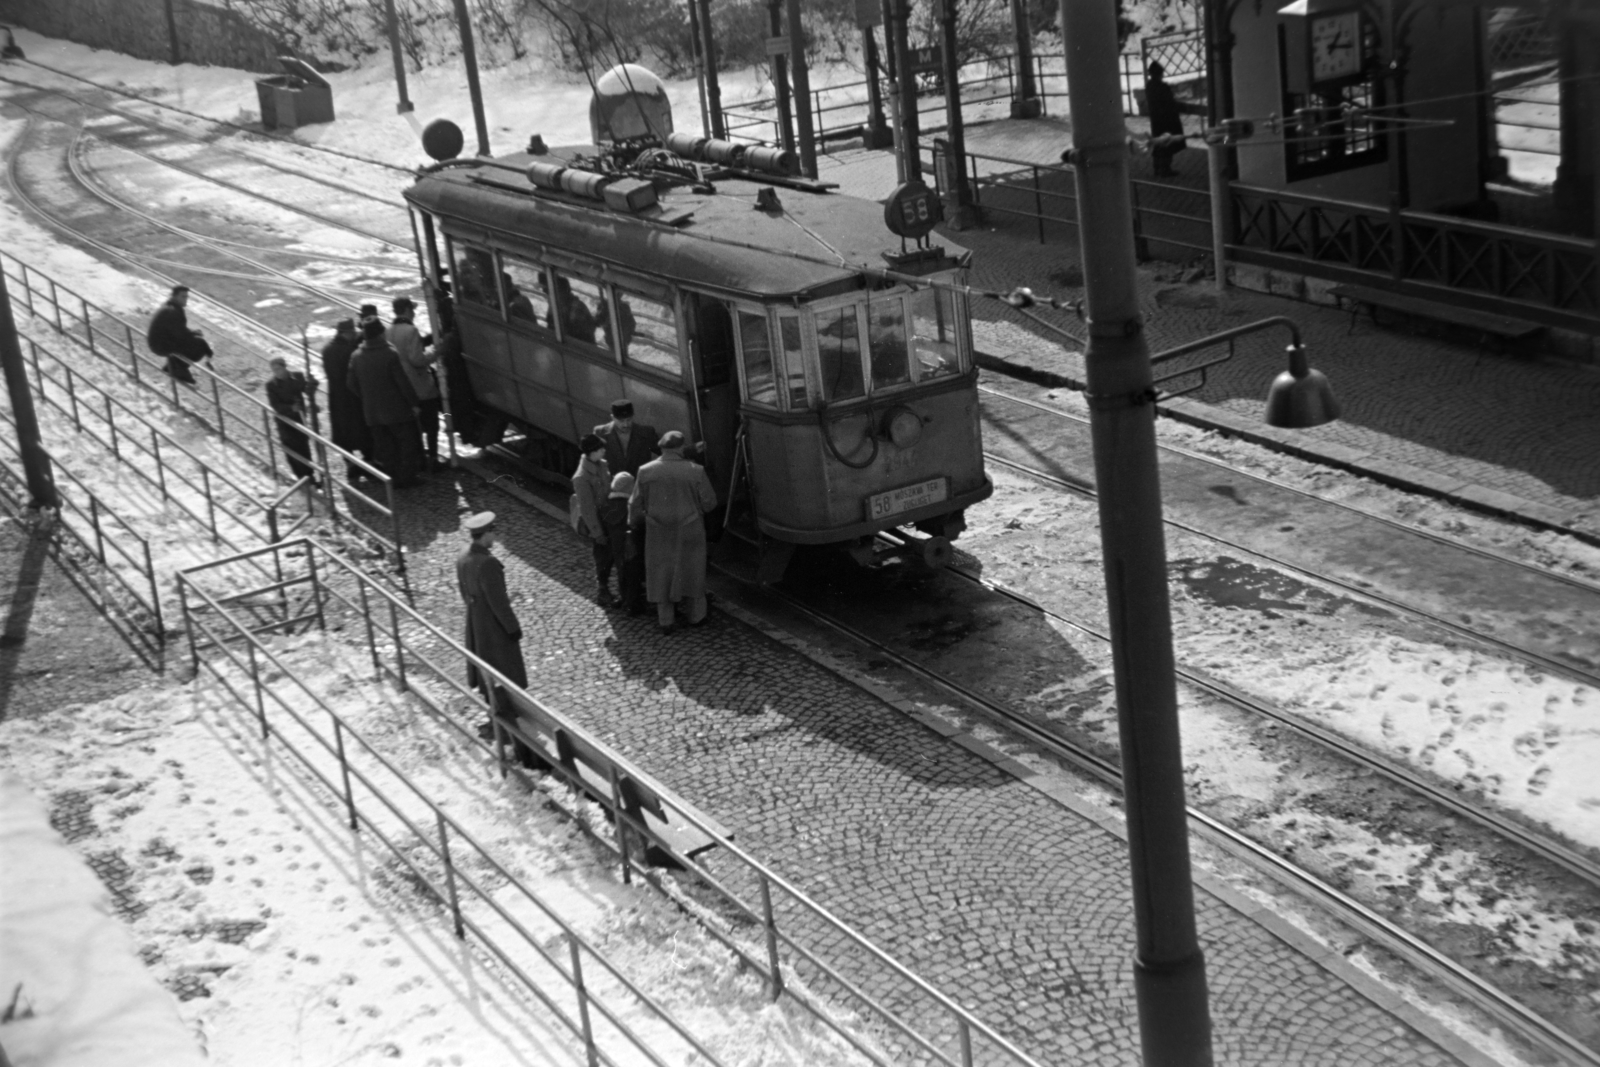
[362,318,386,340]
[334,317,357,334]
[392,295,415,312]
[579,433,605,455]
[359,303,381,322]
[658,430,685,450]
[610,399,634,418]
[609,472,635,496]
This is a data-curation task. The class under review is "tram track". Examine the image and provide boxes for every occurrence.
[754,577,1600,1067]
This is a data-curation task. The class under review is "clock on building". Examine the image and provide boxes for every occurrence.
[1309,9,1363,82]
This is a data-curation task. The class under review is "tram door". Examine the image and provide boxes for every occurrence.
[688,295,738,527]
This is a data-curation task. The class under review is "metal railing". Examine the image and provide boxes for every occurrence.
[0,250,406,575]
[1229,182,1600,332]
[176,547,747,1067]
[179,538,1046,1067]
[20,333,307,559]
[0,420,163,645]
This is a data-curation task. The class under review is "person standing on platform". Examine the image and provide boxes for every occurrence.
[601,472,644,615]
[264,357,319,485]
[146,285,213,385]
[319,318,371,481]
[1145,61,1186,178]
[389,296,442,470]
[571,433,615,607]
[630,431,717,634]
[346,318,421,488]
[593,399,657,478]
[456,512,537,768]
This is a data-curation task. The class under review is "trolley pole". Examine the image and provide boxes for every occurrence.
[0,268,59,511]
[451,0,491,157]
[786,0,818,178]
[383,0,414,114]
[1058,0,1214,1061]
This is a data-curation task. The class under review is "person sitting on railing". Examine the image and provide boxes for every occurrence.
[264,357,319,486]
[146,285,213,386]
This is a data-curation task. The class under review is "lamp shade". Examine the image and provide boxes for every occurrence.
[1265,342,1340,427]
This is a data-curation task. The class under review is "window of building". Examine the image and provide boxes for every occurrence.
[816,305,865,402]
[549,272,607,351]
[867,299,910,390]
[777,313,809,408]
[500,257,552,331]
[910,287,961,381]
[450,243,501,314]
[608,286,680,378]
[738,311,778,406]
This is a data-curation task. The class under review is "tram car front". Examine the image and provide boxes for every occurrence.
[403,77,991,581]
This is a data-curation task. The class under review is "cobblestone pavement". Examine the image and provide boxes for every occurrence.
[398,470,1471,1066]
[820,133,1600,538]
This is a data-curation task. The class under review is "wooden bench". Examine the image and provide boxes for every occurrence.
[1329,284,1544,355]
[494,684,731,865]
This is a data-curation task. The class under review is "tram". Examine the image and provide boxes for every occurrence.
[403,66,992,580]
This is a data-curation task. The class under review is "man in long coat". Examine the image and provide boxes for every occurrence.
[346,319,421,487]
[456,512,536,766]
[593,399,658,478]
[1145,61,1186,178]
[629,431,718,633]
[146,285,213,384]
[320,318,371,481]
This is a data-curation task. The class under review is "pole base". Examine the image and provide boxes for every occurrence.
[396,100,416,114]
[1010,98,1042,119]
[942,200,982,231]
[1133,950,1214,1067]
[864,124,895,150]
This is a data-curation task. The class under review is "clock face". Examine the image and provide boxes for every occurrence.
[1310,10,1362,82]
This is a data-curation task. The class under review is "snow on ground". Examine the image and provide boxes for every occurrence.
[0,631,877,1067]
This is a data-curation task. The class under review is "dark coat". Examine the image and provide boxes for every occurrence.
[146,302,212,359]
[347,338,419,427]
[456,543,527,692]
[435,330,481,441]
[629,452,717,604]
[1146,78,1184,138]
[265,371,314,420]
[320,333,370,453]
[593,418,659,478]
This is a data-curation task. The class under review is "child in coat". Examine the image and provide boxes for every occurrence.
[599,472,644,614]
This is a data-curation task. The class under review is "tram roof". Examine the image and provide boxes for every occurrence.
[403,147,971,300]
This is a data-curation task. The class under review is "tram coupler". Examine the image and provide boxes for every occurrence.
[866,529,953,571]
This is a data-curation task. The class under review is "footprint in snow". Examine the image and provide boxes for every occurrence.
[1528,765,1553,796]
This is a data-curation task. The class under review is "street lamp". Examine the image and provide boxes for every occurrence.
[1265,340,1341,427]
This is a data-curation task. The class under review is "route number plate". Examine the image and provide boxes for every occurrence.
[867,477,948,521]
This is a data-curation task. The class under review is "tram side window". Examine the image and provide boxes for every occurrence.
[816,306,865,402]
[549,273,606,350]
[867,300,910,390]
[452,245,501,314]
[500,258,552,330]
[608,287,680,378]
[910,287,961,381]
[777,314,808,408]
[738,311,778,406]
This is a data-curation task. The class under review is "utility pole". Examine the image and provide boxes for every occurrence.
[1057,0,1215,1061]
[451,0,491,156]
[0,270,59,511]
[1009,0,1041,118]
[766,0,796,156]
[936,0,977,227]
[384,0,414,114]
[786,0,818,177]
[888,0,920,181]
[697,0,725,139]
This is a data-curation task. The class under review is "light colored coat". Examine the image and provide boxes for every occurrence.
[571,454,611,544]
[629,452,717,604]
[390,316,439,401]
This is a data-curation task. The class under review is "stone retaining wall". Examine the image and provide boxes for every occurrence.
[2,0,283,73]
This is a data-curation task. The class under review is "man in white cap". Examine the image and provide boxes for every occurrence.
[629,431,718,633]
[456,512,535,765]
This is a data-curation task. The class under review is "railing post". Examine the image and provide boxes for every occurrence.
[1131,180,1150,261]
[305,547,326,631]
[958,1019,974,1067]
[437,813,465,937]
[124,324,141,384]
[1033,165,1044,244]
[151,430,169,501]
[81,297,95,354]
[759,875,784,1001]
[247,641,269,738]
[200,467,219,542]
[47,278,62,333]
[608,766,633,885]
[104,397,119,460]
[333,718,359,830]
[17,265,32,316]
[180,577,200,673]
[211,373,226,443]
[88,495,106,562]
[65,365,81,432]
[386,481,405,578]
[388,597,408,691]
[568,937,599,1067]
[356,576,382,675]
[144,540,164,640]
[263,409,281,482]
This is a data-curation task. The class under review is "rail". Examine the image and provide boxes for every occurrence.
[176,550,743,1067]
[0,250,407,573]
[0,419,163,645]
[1228,182,1600,332]
[178,538,1046,1067]
[20,332,303,560]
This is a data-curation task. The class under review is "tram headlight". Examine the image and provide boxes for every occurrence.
[883,407,924,449]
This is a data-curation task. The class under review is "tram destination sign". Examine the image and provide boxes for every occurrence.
[866,477,949,521]
[884,180,942,239]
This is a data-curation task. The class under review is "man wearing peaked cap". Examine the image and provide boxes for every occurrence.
[456,512,537,766]
[592,398,658,478]
[320,318,371,481]
[571,433,615,606]
[630,431,718,633]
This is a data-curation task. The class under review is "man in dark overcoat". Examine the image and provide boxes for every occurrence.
[629,431,718,633]
[346,319,421,487]
[1145,61,1186,178]
[264,357,318,484]
[593,399,658,478]
[146,285,213,384]
[456,512,536,766]
[320,318,371,481]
